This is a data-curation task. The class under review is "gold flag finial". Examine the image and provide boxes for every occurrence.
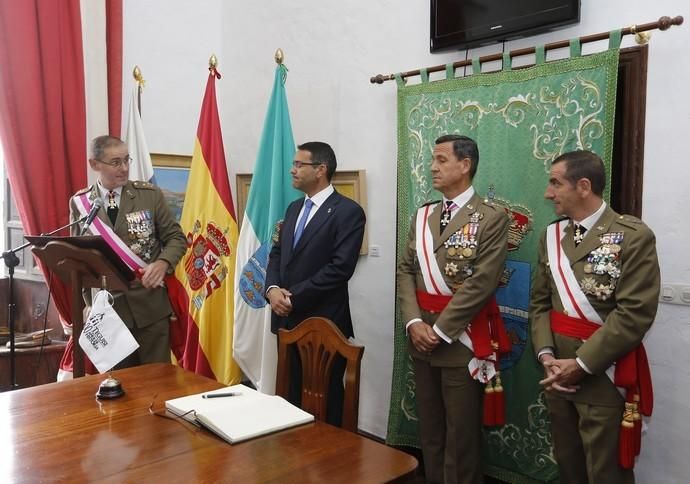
[275,48,284,65]
[209,54,218,69]
[132,65,145,87]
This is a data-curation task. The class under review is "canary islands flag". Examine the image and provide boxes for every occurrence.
[167,69,241,385]
[233,64,300,393]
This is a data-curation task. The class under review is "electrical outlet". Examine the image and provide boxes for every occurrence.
[659,284,690,306]
[369,245,381,257]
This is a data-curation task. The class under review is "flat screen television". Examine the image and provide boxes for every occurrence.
[430,0,581,53]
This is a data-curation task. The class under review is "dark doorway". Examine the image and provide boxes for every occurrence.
[610,45,648,217]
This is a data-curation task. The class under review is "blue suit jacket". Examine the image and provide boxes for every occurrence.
[266,189,366,337]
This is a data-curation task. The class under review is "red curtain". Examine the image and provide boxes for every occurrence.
[0,0,87,326]
[106,0,123,137]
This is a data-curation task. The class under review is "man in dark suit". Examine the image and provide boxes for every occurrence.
[531,150,660,483]
[70,135,186,367]
[397,135,509,484]
[265,141,366,426]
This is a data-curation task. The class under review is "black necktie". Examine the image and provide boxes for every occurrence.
[573,223,586,246]
[440,200,456,232]
[107,190,118,225]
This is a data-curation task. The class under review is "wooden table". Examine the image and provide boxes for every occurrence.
[1,363,417,483]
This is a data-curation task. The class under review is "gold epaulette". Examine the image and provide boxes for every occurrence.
[132,180,155,190]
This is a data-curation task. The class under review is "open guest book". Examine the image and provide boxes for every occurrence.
[165,384,314,444]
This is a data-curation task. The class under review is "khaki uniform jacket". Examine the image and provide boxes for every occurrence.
[530,206,661,406]
[397,192,509,366]
[69,181,187,329]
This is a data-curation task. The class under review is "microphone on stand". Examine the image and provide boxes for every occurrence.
[80,198,104,236]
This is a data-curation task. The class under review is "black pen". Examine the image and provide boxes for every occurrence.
[202,392,241,399]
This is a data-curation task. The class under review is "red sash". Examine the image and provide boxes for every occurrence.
[550,310,653,414]
[550,309,653,469]
[416,290,510,359]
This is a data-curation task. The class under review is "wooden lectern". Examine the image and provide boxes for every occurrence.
[28,236,134,377]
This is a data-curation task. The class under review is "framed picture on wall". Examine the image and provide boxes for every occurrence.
[151,153,192,222]
[236,170,368,255]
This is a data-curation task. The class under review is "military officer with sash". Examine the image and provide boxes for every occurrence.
[397,134,509,484]
[70,135,186,367]
[531,150,661,483]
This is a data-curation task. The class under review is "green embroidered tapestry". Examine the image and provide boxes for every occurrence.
[387,42,620,483]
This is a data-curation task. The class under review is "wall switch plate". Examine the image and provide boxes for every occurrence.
[369,245,381,257]
[659,284,690,306]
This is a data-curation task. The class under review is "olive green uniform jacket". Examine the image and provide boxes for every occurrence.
[70,180,187,330]
[530,206,661,406]
[397,192,510,365]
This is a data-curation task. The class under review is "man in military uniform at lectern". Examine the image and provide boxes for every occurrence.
[397,134,509,484]
[69,135,186,367]
[531,149,661,483]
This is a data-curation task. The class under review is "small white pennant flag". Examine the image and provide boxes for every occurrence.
[78,291,139,373]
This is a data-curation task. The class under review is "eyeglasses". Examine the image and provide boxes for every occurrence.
[292,160,323,169]
[97,155,133,168]
[148,394,200,433]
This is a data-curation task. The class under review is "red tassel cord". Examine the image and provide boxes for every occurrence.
[483,380,496,426]
[618,401,636,469]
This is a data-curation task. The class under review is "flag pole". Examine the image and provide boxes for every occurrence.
[275,48,284,64]
[132,65,144,115]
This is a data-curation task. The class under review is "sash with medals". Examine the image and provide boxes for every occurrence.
[546,219,652,469]
[74,192,147,273]
[414,203,511,426]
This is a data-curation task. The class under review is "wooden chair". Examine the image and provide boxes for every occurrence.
[276,317,364,432]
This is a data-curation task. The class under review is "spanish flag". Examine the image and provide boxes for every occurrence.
[167,67,241,385]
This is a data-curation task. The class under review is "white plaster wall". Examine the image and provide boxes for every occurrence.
[122,1,689,481]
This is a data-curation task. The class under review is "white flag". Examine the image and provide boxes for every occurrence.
[78,291,139,373]
[125,85,155,183]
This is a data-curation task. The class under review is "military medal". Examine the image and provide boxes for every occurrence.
[441,211,451,227]
[469,211,483,223]
[445,262,459,276]
[126,210,156,262]
[579,232,625,301]
[462,247,473,258]
[467,223,478,248]
[444,231,462,253]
